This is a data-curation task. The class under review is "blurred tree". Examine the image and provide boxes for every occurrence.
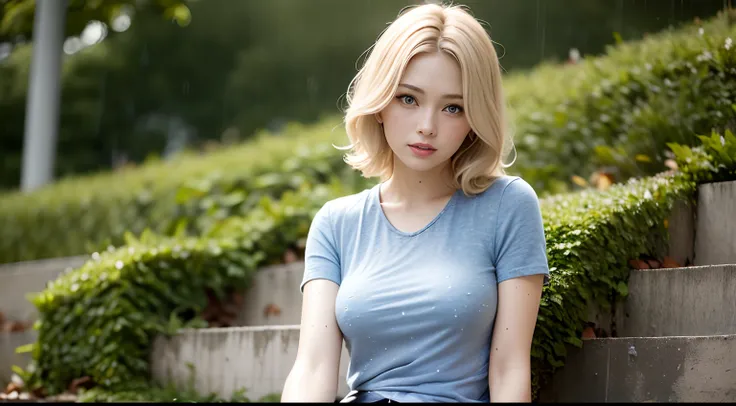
[0,0,191,42]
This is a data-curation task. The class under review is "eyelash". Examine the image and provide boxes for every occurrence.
[395,94,464,115]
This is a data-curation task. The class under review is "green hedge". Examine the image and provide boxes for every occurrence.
[2,13,735,265]
[0,120,355,264]
[16,130,736,400]
[504,11,736,194]
[17,178,355,396]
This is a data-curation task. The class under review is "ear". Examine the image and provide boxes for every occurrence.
[374,113,383,124]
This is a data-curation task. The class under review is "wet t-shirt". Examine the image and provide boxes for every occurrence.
[300,176,549,403]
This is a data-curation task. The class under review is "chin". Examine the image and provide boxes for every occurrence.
[396,154,447,173]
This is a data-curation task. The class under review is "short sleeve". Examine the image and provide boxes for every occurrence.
[493,178,550,285]
[300,201,342,292]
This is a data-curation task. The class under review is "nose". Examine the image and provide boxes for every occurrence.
[417,109,436,137]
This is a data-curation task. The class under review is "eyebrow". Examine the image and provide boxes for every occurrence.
[398,83,463,100]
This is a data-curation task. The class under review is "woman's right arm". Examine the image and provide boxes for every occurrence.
[281,279,344,402]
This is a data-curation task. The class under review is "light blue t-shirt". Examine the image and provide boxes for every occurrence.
[300,175,549,403]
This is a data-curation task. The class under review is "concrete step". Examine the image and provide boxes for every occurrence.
[693,180,736,266]
[667,180,736,267]
[616,264,736,337]
[150,325,351,402]
[539,334,736,402]
[0,256,86,322]
[0,331,36,386]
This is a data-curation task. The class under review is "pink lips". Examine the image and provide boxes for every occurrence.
[408,143,437,157]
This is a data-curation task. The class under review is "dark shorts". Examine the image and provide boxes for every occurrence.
[340,390,400,403]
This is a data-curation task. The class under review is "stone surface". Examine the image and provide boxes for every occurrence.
[694,180,736,266]
[0,256,86,322]
[616,264,736,337]
[0,331,36,386]
[539,335,736,402]
[150,326,351,401]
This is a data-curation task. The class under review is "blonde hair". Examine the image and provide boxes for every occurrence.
[341,2,513,196]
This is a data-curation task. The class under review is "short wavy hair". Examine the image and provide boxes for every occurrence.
[341,2,513,196]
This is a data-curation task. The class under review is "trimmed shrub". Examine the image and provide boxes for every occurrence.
[3,13,736,265]
[0,120,351,264]
[504,11,736,194]
[15,130,736,399]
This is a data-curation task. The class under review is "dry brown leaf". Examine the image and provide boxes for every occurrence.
[263,303,282,318]
[661,256,681,268]
[582,326,597,340]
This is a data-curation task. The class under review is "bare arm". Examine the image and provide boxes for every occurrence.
[488,274,545,402]
[281,279,344,402]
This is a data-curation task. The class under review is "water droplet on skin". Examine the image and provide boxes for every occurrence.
[461,328,464,331]
[402,312,405,316]
[431,306,435,310]
[345,307,349,311]
[446,275,450,279]
[436,369,440,373]
[454,314,458,318]
[385,348,387,351]
[448,285,452,289]
[411,337,414,340]
[467,292,471,295]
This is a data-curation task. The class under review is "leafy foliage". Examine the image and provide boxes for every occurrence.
[530,129,736,393]
[3,11,736,265]
[0,121,354,264]
[15,130,736,399]
[0,0,191,42]
[504,10,736,194]
[16,179,354,396]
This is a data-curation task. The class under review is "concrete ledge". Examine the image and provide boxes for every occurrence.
[695,180,736,266]
[236,262,304,326]
[539,334,736,402]
[150,326,351,401]
[617,264,736,337]
[0,331,36,386]
[0,256,86,322]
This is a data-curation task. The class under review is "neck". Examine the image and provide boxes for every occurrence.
[380,157,457,207]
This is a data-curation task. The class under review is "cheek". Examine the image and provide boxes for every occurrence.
[445,122,472,145]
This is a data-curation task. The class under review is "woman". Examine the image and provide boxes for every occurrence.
[282,3,549,403]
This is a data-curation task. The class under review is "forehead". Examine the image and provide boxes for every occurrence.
[400,51,463,94]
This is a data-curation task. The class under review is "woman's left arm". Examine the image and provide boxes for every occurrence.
[488,273,545,402]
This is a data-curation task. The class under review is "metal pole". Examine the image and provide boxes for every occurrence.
[20,0,67,192]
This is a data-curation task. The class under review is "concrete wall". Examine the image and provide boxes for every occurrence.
[616,264,736,337]
[694,180,736,266]
[150,326,351,401]
[539,334,736,402]
[0,256,86,322]
[236,262,303,326]
[0,331,36,386]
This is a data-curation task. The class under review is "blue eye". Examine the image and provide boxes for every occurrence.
[445,105,463,114]
[397,95,415,105]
